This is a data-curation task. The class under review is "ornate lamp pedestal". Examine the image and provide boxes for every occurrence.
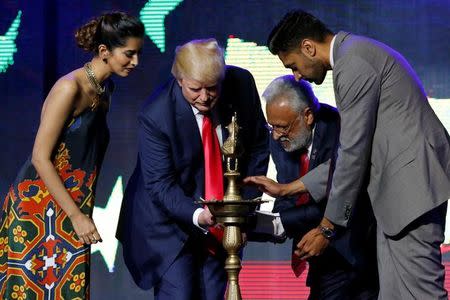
[204,197,263,300]
[200,113,265,300]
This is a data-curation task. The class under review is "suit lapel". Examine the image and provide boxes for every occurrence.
[332,32,351,106]
[173,82,205,198]
[309,126,320,171]
[310,105,338,170]
[174,83,202,148]
[333,31,351,62]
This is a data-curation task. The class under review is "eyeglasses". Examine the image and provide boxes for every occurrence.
[266,115,301,135]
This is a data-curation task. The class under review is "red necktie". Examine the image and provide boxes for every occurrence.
[202,114,224,252]
[292,149,310,276]
[296,151,310,205]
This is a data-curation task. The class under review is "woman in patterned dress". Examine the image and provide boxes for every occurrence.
[0,12,144,299]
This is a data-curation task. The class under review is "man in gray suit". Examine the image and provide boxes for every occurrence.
[266,9,450,299]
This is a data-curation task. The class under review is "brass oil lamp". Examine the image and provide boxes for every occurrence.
[200,113,265,300]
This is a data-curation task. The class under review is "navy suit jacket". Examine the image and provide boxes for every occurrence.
[117,66,269,290]
[271,103,376,276]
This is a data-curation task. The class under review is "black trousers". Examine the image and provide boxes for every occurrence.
[307,248,379,300]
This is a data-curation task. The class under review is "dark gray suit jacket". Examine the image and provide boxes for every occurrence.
[325,31,450,236]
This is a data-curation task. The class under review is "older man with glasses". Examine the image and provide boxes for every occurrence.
[246,75,378,299]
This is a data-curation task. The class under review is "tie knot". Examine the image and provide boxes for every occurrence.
[300,149,308,159]
[202,113,213,128]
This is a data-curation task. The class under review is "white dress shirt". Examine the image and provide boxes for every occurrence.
[330,35,337,69]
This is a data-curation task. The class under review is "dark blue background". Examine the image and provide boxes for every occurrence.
[1,1,449,299]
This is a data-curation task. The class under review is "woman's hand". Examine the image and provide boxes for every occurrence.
[69,212,102,244]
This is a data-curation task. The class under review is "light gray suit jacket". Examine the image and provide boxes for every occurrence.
[324,31,450,236]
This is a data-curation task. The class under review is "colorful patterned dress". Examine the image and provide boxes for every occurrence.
[0,100,109,299]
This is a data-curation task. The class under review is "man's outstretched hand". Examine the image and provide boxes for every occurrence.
[244,175,306,198]
[243,176,285,197]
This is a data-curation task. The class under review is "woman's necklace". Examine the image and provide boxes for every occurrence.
[83,62,105,110]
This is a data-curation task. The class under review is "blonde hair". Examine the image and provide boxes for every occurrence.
[171,38,225,84]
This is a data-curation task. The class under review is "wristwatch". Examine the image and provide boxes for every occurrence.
[318,225,336,239]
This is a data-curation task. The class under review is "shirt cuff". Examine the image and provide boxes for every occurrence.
[254,211,284,236]
[193,208,208,234]
[273,215,285,237]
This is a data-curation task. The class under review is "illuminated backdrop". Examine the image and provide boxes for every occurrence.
[1,1,449,299]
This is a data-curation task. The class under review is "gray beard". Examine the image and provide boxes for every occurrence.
[280,127,312,153]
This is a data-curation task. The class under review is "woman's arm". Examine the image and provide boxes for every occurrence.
[31,77,101,245]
